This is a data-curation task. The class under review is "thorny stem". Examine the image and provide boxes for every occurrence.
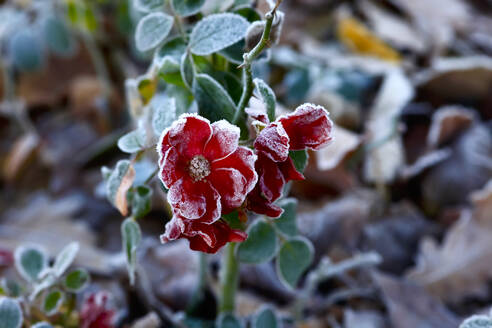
[219,242,239,314]
[233,0,282,126]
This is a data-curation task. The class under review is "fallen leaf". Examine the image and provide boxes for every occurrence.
[2,132,39,181]
[315,124,361,171]
[344,309,387,328]
[407,180,492,302]
[427,106,475,148]
[116,164,135,217]
[373,272,460,328]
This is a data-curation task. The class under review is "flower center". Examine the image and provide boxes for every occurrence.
[189,155,211,182]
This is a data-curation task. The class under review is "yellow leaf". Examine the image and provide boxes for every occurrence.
[137,77,157,105]
[337,17,401,63]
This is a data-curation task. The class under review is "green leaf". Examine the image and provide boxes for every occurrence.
[42,289,64,315]
[460,315,492,328]
[117,128,147,153]
[64,269,90,292]
[253,78,276,122]
[151,95,176,136]
[192,74,236,122]
[274,198,298,237]
[135,12,174,52]
[53,242,80,277]
[189,13,249,55]
[1,280,21,298]
[237,219,277,264]
[172,0,205,17]
[0,297,22,328]
[14,245,47,282]
[129,185,153,219]
[137,76,157,104]
[155,36,186,63]
[276,237,314,289]
[289,150,309,173]
[253,306,279,328]
[122,218,141,285]
[219,40,245,65]
[32,323,53,328]
[9,30,43,72]
[133,0,164,12]
[216,313,242,328]
[234,6,261,22]
[43,16,75,57]
[29,275,57,302]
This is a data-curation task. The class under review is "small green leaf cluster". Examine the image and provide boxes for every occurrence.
[236,199,314,290]
[0,243,89,327]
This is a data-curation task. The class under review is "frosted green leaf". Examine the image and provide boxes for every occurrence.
[133,0,164,12]
[460,315,492,328]
[14,245,47,282]
[192,74,236,122]
[216,313,242,328]
[9,30,43,72]
[135,12,174,52]
[237,219,277,264]
[253,78,276,122]
[155,36,187,66]
[43,16,75,57]
[122,218,141,285]
[129,185,153,219]
[189,13,249,55]
[64,269,90,292]
[106,160,132,205]
[274,198,298,237]
[42,289,64,315]
[253,306,279,328]
[53,242,79,277]
[277,237,314,289]
[172,0,205,17]
[0,297,22,328]
[289,150,308,173]
[117,128,146,153]
[152,95,176,135]
[32,322,53,328]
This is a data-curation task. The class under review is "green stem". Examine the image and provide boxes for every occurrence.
[81,32,112,100]
[219,242,239,314]
[187,252,208,314]
[233,2,280,126]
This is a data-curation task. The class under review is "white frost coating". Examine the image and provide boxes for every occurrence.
[135,12,174,52]
[189,13,250,55]
[206,119,240,161]
[159,147,180,188]
[240,147,259,195]
[168,178,207,220]
[213,168,247,208]
[259,162,285,202]
[14,244,48,282]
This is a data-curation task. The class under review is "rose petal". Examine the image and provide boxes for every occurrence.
[246,106,269,124]
[166,114,213,159]
[212,147,258,196]
[160,216,185,243]
[278,103,333,150]
[184,220,247,253]
[254,122,290,162]
[209,168,247,213]
[256,153,285,202]
[204,120,240,161]
[246,187,284,218]
[158,147,187,188]
[157,132,172,167]
[278,156,305,182]
[168,178,221,223]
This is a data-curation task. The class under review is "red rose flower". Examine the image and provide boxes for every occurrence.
[157,114,258,223]
[161,215,247,253]
[247,103,333,217]
[80,292,115,328]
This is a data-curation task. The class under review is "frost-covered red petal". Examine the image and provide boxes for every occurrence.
[161,216,247,253]
[256,154,285,202]
[80,292,115,328]
[278,156,304,182]
[254,122,290,162]
[168,178,221,223]
[209,168,247,213]
[278,103,333,150]
[212,147,258,197]
[165,114,213,159]
[246,188,283,218]
[246,106,269,124]
[158,147,187,188]
[204,120,240,161]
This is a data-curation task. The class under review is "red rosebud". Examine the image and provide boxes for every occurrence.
[158,115,258,223]
[247,104,332,217]
[161,215,247,254]
[80,292,115,328]
[278,103,333,151]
